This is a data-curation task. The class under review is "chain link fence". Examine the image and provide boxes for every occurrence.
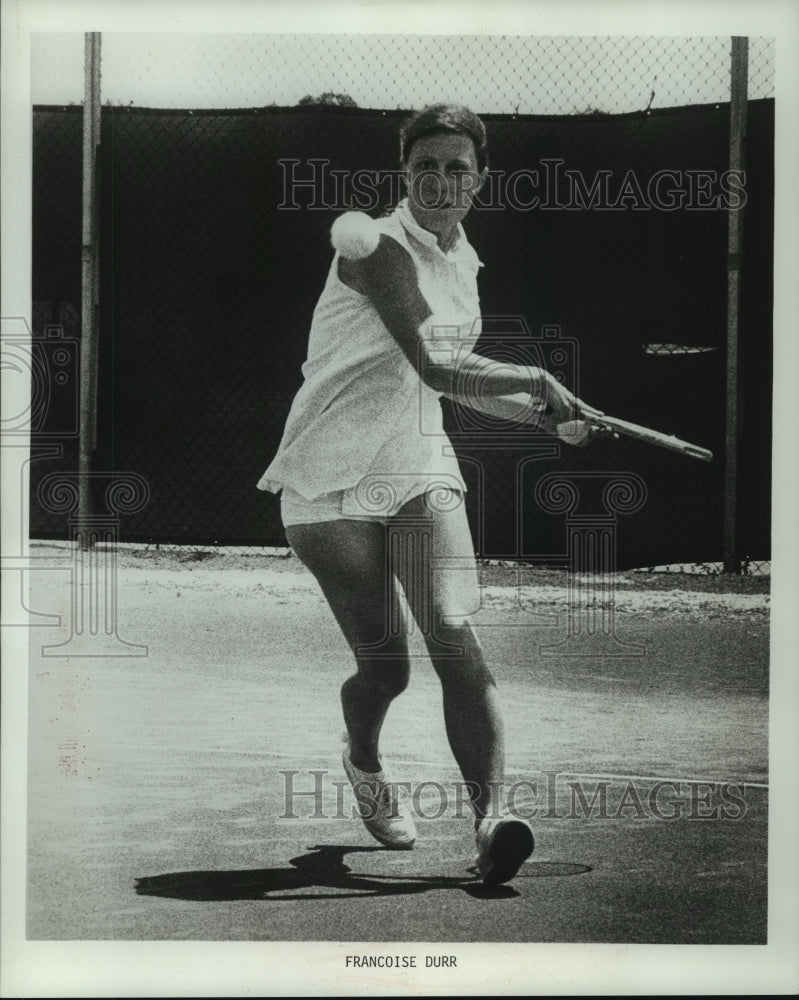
[30,34,774,572]
[32,34,775,112]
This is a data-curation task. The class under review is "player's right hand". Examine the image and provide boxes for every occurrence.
[539,370,604,425]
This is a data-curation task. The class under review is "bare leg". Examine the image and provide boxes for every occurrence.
[390,492,505,823]
[285,518,409,773]
[429,622,505,823]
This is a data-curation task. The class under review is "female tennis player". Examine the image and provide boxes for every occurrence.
[258,104,603,885]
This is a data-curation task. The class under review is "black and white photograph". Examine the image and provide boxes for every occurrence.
[2,0,798,996]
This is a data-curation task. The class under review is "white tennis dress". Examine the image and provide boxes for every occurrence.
[257,199,483,522]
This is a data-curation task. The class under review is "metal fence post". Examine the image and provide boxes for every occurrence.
[79,32,102,548]
[724,36,749,573]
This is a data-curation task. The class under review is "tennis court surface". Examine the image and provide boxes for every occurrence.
[26,545,768,943]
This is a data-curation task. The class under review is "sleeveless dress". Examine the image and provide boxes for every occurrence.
[257,200,483,523]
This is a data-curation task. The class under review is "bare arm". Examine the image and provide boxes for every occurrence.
[339,234,601,423]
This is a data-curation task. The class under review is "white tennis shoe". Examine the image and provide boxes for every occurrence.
[474,812,534,885]
[342,739,416,850]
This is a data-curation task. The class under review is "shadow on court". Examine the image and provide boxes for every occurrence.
[135,844,592,902]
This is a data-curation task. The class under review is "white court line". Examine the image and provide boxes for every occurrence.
[555,770,768,790]
[204,747,769,788]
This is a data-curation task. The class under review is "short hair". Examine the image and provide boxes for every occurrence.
[400,104,488,173]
